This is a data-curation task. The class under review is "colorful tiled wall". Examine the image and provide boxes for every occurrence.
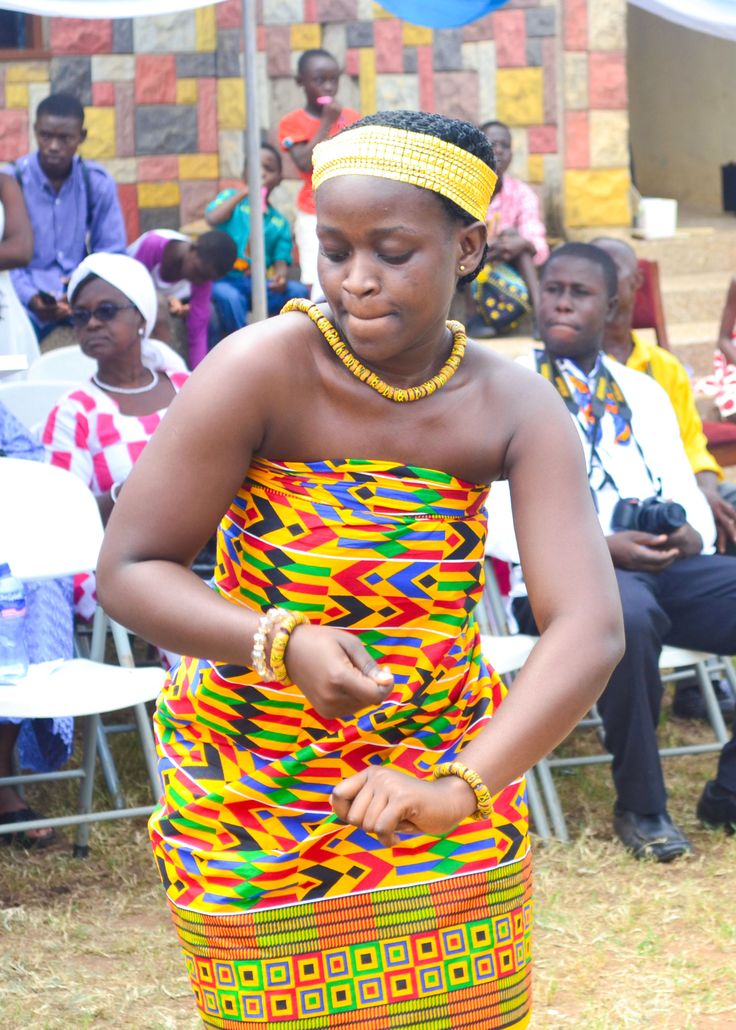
[0,0,630,237]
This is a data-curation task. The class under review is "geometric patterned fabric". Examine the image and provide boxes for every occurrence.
[149,458,531,1027]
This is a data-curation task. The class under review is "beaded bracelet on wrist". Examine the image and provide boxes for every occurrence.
[251,607,289,680]
[269,612,310,686]
[432,760,494,820]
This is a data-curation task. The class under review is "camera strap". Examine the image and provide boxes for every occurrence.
[535,349,662,504]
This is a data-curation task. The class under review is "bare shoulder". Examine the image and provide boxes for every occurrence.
[464,340,563,412]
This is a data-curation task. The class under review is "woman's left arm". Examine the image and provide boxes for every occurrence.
[0,173,33,271]
[333,373,624,845]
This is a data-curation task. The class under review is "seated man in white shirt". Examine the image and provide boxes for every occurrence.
[486,242,736,861]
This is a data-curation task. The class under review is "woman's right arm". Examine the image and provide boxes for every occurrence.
[717,276,736,365]
[97,322,391,710]
[0,173,33,271]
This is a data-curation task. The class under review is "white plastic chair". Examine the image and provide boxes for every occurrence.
[0,379,77,435]
[25,344,95,383]
[0,458,165,855]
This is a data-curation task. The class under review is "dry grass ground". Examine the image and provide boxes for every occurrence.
[1,706,735,1030]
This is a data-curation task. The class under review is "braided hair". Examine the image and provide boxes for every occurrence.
[345,110,495,286]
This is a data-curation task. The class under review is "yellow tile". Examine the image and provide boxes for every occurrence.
[179,153,220,180]
[402,22,433,46]
[359,48,376,116]
[373,3,394,18]
[290,23,321,51]
[496,68,544,126]
[5,62,48,83]
[195,5,217,52]
[79,107,116,160]
[218,77,245,131]
[527,154,545,184]
[176,78,198,104]
[5,83,29,109]
[564,169,631,228]
[138,181,181,209]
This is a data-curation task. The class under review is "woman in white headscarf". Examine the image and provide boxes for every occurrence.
[42,253,190,620]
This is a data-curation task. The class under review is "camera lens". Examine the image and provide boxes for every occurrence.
[637,500,687,535]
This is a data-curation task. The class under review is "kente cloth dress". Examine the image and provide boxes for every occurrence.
[150,458,532,1030]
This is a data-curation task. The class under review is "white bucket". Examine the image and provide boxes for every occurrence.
[637,197,678,239]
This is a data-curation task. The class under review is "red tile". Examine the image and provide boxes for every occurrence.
[418,46,434,111]
[492,9,526,68]
[216,0,242,28]
[115,82,135,158]
[565,110,589,169]
[463,12,495,41]
[589,51,627,108]
[92,82,114,107]
[0,110,28,161]
[265,26,291,78]
[257,25,266,51]
[117,183,139,245]
[197,78,218,154]
[304,0,318,20]
[135,55,177,105]
[50,18,112,54]
[564,0,587,51]
[374,20,403,74]
[181,180,218,224]
[345,48,360,77]
[137,155,179,181]
[528,125,558,153]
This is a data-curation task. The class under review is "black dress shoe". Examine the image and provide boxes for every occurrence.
[697,780,736,834]
[672,680,735,723]
[612,809,692,862]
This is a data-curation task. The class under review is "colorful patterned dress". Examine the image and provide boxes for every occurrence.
[150,457,532,1029]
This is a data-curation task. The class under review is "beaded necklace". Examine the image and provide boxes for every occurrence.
[92,368,159,395]
[282,299,467,403]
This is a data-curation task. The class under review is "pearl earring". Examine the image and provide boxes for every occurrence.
[459,264,466,272]
[138,327,144,336]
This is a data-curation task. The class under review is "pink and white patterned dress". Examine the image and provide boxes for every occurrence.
[43,370,189,618]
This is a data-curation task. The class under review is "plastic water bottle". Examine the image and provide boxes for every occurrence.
[0,562,28,683]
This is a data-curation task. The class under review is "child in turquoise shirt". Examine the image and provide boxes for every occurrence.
[205,143,308,337]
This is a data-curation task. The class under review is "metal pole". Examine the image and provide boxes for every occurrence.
[242,0,267,322]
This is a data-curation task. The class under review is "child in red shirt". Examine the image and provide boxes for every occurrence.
[278,48,359,293]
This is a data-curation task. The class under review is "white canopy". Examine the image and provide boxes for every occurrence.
[0,1,223,15]
[629,0,736,41]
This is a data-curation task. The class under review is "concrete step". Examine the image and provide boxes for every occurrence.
[571,212,736,277]
[660,271,730,324]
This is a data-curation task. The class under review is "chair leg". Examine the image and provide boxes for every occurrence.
[525,765,551,842]
[534,756,570,843]
[96,721,125,809]
[73,713,100,858]
[695,661,730,744]
[133,702,161,802]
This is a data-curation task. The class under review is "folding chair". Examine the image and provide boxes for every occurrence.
[632,258,670,350]
[0,458,165,855]
[0,379,77,436]
[479,557,733,842]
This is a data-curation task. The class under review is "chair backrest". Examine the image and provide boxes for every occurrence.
[26,344,95,383]
[631,258,670,350]
[0,379,77,434]
[0,458,103,581]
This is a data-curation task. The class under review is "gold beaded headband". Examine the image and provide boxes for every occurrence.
[312,125,497,223]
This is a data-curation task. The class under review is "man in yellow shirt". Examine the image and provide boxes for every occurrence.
[594,237,736,720]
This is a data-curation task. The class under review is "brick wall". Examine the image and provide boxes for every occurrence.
[0,0,630,238]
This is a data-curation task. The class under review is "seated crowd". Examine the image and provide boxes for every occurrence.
[1,84,736,858]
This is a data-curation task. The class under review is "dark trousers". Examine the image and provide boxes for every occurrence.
[513,554,736,813]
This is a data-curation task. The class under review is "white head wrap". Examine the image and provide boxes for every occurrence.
[67,253,158,339]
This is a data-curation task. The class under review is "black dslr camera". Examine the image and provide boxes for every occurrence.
[611,496,687,535]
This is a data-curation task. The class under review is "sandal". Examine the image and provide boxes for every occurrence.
[0,807,57,849]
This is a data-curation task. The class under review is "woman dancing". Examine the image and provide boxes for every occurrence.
[98,111,623,1029]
